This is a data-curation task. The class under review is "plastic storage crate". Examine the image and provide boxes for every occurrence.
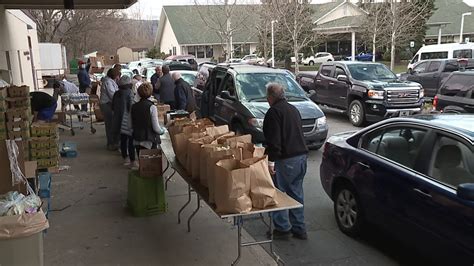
[127,171,166,217]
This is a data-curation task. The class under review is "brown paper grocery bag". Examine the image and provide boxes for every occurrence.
[241,156,278,209]
[187,135,214,179]
[0,209,49,240]
[207,147,242,204]
[200,144,223,188]
[174,131,205,168]
[218,134,252,148]
[239,143,266,159]
[214,159,252,214]
[205,125,229,138]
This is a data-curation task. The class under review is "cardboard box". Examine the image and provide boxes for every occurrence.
[139,149,163,178]
[30,137,57,150]
[0,141,27,195]
[7,129,30,140]
[0,100,5,112]
[7,86,30,98]
[30,123,57,137]
[6,97,30,108]
[0,87,7,100]
[6,120,30,131]
[24,161,37,179]
[6,108,31,122]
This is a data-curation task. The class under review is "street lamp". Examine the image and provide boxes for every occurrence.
[460,12,472,43]
[271,20,278,68]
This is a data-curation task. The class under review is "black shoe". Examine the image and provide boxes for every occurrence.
[292,231,308,240]
[267,229,291,239]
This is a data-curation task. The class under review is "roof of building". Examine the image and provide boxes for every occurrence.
[426,0,474,36]
[314,15,364,32]
[160,5,260,46]
[310,1,343,22]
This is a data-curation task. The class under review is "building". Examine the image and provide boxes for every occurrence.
[0,8,42,89]
[425,0,474,44]
[117,46,149,63]
[155,5,259,62]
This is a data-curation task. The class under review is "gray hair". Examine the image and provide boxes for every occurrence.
[266,82,285,100]
[172,72,181,80]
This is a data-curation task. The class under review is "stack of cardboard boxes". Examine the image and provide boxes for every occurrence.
[0,87,6,141]
[4,86,31,160]
[30,123,59,170]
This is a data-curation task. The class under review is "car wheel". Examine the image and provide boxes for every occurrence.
[309,61,314,66]
[334,182,364,237]
[348,100,366,127]
[231,122,245,136]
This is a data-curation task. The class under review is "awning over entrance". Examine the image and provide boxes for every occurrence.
[0,0,136,9]
[313,16,364,61]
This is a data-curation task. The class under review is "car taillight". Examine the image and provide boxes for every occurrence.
[433,95,438,110]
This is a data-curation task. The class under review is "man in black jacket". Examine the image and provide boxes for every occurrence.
[155,65,175,109]
[263,82,308,240]
[172,72,196,112]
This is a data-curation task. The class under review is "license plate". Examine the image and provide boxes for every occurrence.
[399,111,410,117]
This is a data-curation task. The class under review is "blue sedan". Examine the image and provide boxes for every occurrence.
[320,114,474,264]
[345,52,374,61]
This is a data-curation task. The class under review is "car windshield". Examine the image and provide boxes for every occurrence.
[235,72,307,102]
[347,64,397,81]
[181,73,196,85]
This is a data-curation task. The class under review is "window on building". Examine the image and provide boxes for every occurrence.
[197,46,205,58]
[206,46,213,58]
[172,47,177,56]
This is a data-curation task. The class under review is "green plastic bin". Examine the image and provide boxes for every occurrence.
[127,170,167,217]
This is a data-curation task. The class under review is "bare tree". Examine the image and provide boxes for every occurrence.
[359,1,390,62]
[385,0,434,69]
[271,0,314,74]
[255,1,273,61]
[193,0,254,61]
[26,10,68,42]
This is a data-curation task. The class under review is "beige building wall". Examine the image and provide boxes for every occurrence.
[159,17,181,56]
[0,7,41,89]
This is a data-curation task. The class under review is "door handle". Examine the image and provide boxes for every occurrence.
[315,80,321,82]
[464,105,474,108]
[329,82,335,85]
[413,188,432,198]
[356,162,370,169]
[214,103,219,107]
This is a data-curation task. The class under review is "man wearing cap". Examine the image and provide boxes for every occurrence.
[77,60,91,112]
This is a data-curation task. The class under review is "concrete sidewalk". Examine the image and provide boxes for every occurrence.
[44,123,276,265]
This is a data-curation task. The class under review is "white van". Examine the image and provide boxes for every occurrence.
[407,43,474,71]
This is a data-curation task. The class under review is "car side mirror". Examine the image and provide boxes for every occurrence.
[308,90,316,97]
[409,69,416,75]
[220,90,236,101]
[457,183,474,201]
[337,74,349,83]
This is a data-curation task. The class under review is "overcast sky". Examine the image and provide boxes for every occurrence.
[126,0,474,20]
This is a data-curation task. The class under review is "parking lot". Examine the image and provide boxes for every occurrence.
[244,110,437,265]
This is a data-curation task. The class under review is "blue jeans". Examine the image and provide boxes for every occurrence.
[272,154,307,234]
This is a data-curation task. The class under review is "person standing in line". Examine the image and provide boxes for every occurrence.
[112,75,135,167]
[172,72,196,112]
[263,82,308,240]
[155,65,175,109]
[131,82,165,168]
[131,74,143,103]
[100,68,120,151]
[77,60,91,112]
[151,66,162,100]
